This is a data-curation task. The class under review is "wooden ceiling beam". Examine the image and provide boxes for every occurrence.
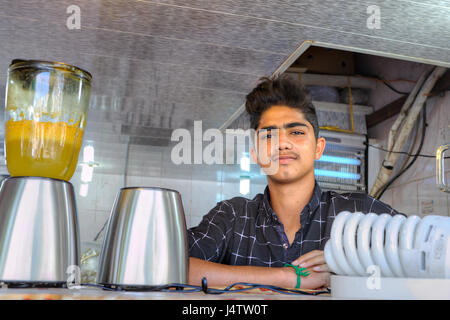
[366,96,407,129]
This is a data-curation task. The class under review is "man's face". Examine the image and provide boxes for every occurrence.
[251,105,326,184]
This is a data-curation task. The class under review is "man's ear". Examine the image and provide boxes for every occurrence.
[315,137,326,160]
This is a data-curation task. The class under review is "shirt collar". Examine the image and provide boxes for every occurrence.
[262,181,322,223]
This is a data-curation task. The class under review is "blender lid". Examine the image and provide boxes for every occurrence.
[9,59,92,81]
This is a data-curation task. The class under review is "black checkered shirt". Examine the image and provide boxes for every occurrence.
[188,182,402,266]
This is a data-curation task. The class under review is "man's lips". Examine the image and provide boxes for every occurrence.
[274,154,298,164]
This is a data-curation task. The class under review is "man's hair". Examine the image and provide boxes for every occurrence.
[245,75,319,139]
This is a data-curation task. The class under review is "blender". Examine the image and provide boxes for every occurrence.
[0,59,91,287]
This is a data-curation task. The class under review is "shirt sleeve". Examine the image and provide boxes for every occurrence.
[187,200,237,263]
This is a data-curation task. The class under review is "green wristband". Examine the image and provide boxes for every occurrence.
[284,263,310,289]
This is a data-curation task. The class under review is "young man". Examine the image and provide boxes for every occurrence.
[187,75,401,289]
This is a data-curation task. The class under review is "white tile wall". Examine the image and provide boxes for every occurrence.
[391,181,419,216]
[161,178,194,226]
[251,183,267,197]
[94,210,111,241]
[190,180,220,225]
[78,208,98,244]
[222,181,241,201]
[95,173,124,212]
[378,187,393,208]
[417,177,449,217]
[71,170,98,213]
[126,175,143,187]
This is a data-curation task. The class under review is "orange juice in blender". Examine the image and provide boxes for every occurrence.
[5,119,84,181]
[4,60,91,181]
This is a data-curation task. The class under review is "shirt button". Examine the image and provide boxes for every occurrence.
[283,243,288,249]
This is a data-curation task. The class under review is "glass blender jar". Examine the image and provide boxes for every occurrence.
[4,59,92,181]
[0,60,92,286]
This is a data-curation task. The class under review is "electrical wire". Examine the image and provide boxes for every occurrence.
[352,74,415,95]
[376,103,427,200]
[79,278,331,296]
[399,115,420,172]
[198,278,330,296]
[365,143,450,159]
[79,282,198,292]
[381,80,410,95]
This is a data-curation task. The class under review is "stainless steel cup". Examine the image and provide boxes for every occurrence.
[97,187,188,287]
[0,177,80,284]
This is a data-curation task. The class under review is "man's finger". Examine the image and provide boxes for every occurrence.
[322,272,331,288]
[301,255,326,268]
[292,250,322,265]
[294,253,326,268]
[311,263,331,272]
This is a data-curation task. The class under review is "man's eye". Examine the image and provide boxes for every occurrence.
[292,131,305,135]
[259,132,273,139]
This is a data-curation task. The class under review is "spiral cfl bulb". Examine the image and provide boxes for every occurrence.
[324,211,450,279]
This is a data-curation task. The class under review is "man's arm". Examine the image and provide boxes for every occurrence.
[188,257,330,289]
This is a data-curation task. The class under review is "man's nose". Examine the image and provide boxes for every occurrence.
[278,130,292,150]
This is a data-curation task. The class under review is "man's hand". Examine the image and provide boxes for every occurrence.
[290,250,331,289]
[296,269,330,289]
[292,249,331,272]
